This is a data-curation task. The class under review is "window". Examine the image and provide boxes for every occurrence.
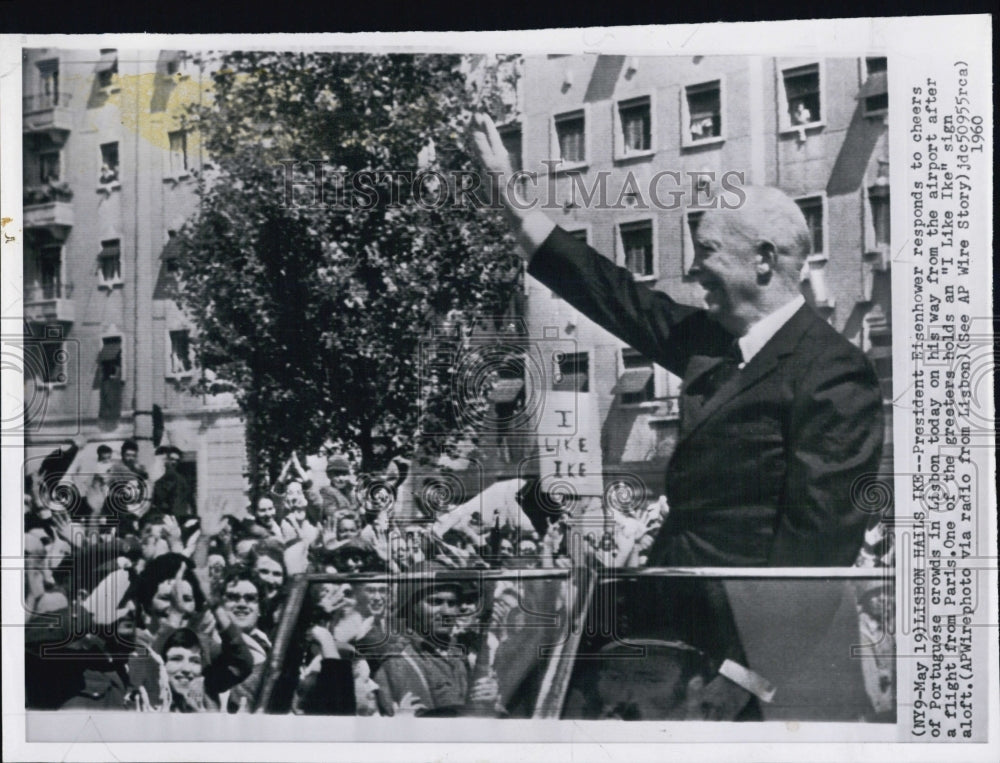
[96,49,118,89]
[169,329,195,375]
[36,59,59,107]
[684,81,722,145]
[866,57,887,74]
[619,220,655,279]
[168,130,188,175]
[619,348,655,405]
[98,336,123,421]
[616,96,652,158]
[861,58,888,117]
[552,352,589,392]
[867,180,890,252]
[39,151,61,183]
[98,240,122,286]
[99,336,123,381]
[682,210,705,276]
[554,111,586,165]
[100,142,119,184]
[782,64,821,128]
[39,245,62,299]
[795,196,824,257]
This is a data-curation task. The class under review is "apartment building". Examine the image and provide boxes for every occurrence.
[21,48,248,514]
[498,54,892,496]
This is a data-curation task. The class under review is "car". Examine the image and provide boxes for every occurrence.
[252,566,894,722]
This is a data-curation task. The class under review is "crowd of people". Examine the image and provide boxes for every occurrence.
[22,437,616,717]
[23,435,894,721]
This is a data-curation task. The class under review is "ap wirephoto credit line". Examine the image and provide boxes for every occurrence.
[0,16,995,763]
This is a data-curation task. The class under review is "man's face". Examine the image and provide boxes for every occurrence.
[498,539,514,557]
[690,212,761,325]
[357,583,388,617]
[141,525,169,560]
[336,517,359,541]
[414,587,459,641]
[116,600,137,641]
[164,645,203,695]
[98,451,112,464]
[152,578,194,619]
[122,448,138,468]
[285,482,306,508]
[165,453,181,472]
[207,555,226,584]
[342,553,365,574]
[254,556,284,596]
[327,469,350,490]
[223,579,260,632]
[255,499,276,524]
[596,652,687,720]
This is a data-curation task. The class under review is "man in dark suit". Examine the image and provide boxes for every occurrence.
[471,115,883,569]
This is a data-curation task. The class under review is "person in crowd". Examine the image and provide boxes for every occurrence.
[471,113,884,569]
[562,638,713,720]
[280,480,319,544]
[244,496,283,540]
[205,552,228,600]
[65,442,114,518]
[138,514,184,565]
[373,564,501,716]
[310,455,358,521]
[25,569,138,710]
[248,545,289,636]
[334,512,361,542]
[152,446,195,519]
[327,538,385,575]
[105,439,150,523]
[216,568,272,712]
[155,603,254,713]
[32,434,88,515]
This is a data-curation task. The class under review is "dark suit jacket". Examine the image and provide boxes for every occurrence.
[529,227,884,567]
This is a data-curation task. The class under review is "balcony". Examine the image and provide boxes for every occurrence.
[22,92,73,142]
[24,283,75,324]
[23,183,74,238]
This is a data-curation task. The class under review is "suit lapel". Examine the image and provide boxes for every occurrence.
[677,305,816,445]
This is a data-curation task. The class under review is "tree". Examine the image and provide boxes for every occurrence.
[174,52,523,487]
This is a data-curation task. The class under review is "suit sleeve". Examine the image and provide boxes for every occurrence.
[204,621,255,697]
[770,348,885,566]
[528,226,731,377]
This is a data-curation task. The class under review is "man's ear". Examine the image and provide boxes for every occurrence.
[754,240,777,280]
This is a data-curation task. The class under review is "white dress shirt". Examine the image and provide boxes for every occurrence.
[736,294,806,367]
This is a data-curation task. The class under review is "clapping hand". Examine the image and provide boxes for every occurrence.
[681,674,753,721]
[392,691,426,716]
[165,562,196,628]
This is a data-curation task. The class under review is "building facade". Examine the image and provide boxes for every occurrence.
[500,54,893,497]
[21,48,248,514]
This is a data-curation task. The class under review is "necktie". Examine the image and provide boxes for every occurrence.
[681,339,744,434]
[704,339,744,398]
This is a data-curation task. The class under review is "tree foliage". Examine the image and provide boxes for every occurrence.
[175,52,522,482]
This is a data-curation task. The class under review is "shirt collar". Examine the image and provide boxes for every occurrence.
[737,295,805,366]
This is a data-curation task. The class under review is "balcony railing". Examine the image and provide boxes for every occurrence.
[23,282,75,324]
[23,91,72,113]
[24,182,73,205]
[25,282,74,303]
